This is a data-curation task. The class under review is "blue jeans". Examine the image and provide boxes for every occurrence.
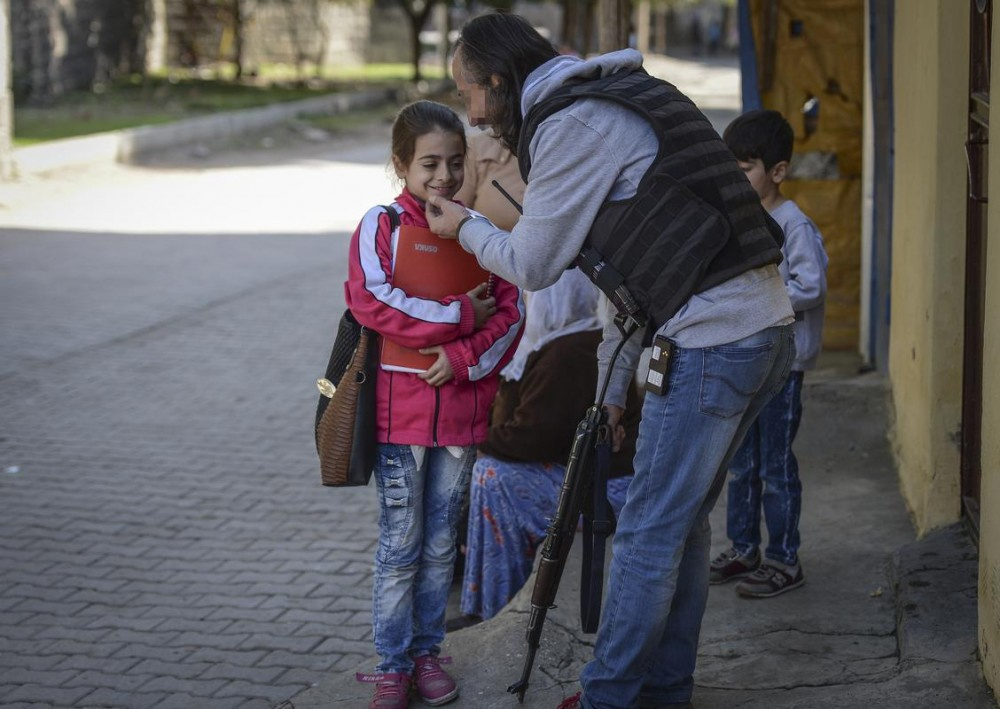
[726,370,804,566]
[372,444,475,674]
[579,325,794,708]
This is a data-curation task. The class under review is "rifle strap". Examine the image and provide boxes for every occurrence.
[580,425,614,634]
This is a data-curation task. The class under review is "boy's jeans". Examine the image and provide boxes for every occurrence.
[726,370,804,566]
[579,325,794,709]
[372,444,474,674]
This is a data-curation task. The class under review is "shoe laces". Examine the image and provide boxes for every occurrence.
[748,563,782,581]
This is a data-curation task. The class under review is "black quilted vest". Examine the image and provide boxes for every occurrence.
[518,68,784,333]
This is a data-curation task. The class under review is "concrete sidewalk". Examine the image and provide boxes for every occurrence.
[291,355,995,708]
[11,82,450,174]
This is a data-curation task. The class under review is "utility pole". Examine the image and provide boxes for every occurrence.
[0,0,14,180]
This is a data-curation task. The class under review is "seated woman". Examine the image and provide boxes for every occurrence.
[459,268,641,622]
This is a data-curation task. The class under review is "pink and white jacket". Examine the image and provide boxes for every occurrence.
[345,190,524,447]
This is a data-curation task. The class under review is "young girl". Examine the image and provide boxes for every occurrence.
[345,100,524,709]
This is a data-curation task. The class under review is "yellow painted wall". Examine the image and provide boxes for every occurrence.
[978,12,1000,696]
[887,1,966,533]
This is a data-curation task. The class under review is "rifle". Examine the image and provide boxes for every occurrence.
[508,320,637,702]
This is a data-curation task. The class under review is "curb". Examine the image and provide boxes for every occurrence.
[13,80,453,173]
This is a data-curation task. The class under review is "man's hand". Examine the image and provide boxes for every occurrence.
[426,195,469,238]
[467,283,497,329]
[603,404,626,452]
[418,346,455,387]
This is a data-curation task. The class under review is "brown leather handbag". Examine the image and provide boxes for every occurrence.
[314,309,378,487]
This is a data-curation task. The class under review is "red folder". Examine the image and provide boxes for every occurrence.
[381,224,491,373]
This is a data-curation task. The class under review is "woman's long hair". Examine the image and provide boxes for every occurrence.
[455,12,558,156]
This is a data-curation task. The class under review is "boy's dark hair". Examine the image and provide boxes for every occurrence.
[391,100,467,168]
[455,12,558,156]
[722,109,794,170]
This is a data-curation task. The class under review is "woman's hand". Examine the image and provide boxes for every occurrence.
[418,346,454,387]
[425,195,469,238]
[467,283,497,329]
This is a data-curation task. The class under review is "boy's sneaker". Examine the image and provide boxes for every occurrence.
[709,547,760,584]
[735,561,805,598]
[413,655,458,706]
[357,672,411,709]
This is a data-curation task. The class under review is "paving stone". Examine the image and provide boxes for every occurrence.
[197,662,286,683]
[111,644,192,663]
[220,620,305,636]
[33,627,113,643]
[0,651,69,670]
[168,631,252,650]
[149,692,249,709]
[83,615,165,632]
[239,634,325,654]
[152,617,233,634]
[61,670,158,691]
[52,655,143,674]
[78,687,167,709]
[256,650,334,672]
[5,683,93,705]
[204,606,285,623]
[35,640,125,659]
[134,676,229,696]
[211,679,310,702]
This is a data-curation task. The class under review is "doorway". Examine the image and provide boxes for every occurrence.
[962,0,990,541]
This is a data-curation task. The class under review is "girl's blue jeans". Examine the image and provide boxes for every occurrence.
[726,370,804,566]
[371,443,474,674]
[579,324,794,709]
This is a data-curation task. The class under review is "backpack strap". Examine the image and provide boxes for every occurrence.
[382,204,401,231]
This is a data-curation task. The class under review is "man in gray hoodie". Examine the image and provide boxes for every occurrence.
[427,12,795,709]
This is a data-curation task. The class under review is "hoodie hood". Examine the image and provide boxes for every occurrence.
[521,49,644,116]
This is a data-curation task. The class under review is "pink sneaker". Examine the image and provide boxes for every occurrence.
[356,671,411,709]
[412,655,459,706]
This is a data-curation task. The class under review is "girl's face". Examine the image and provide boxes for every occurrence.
[393,129,466,203]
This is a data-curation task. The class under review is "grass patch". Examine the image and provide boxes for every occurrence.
[13,63,446,146]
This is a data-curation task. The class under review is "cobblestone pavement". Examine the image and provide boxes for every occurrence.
[0,124,397,707]
[0,53,742,709]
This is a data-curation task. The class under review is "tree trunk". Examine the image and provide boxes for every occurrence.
[399,0,437,84]
[436,2,449,78]
[561,0,575,50]
[0,0,13,180]
[635,0,649,54]
[597,0,620,53]
[232,0,243,79]
[581,0,596,55]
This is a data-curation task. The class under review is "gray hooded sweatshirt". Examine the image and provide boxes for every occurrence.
[459,49,793,408]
